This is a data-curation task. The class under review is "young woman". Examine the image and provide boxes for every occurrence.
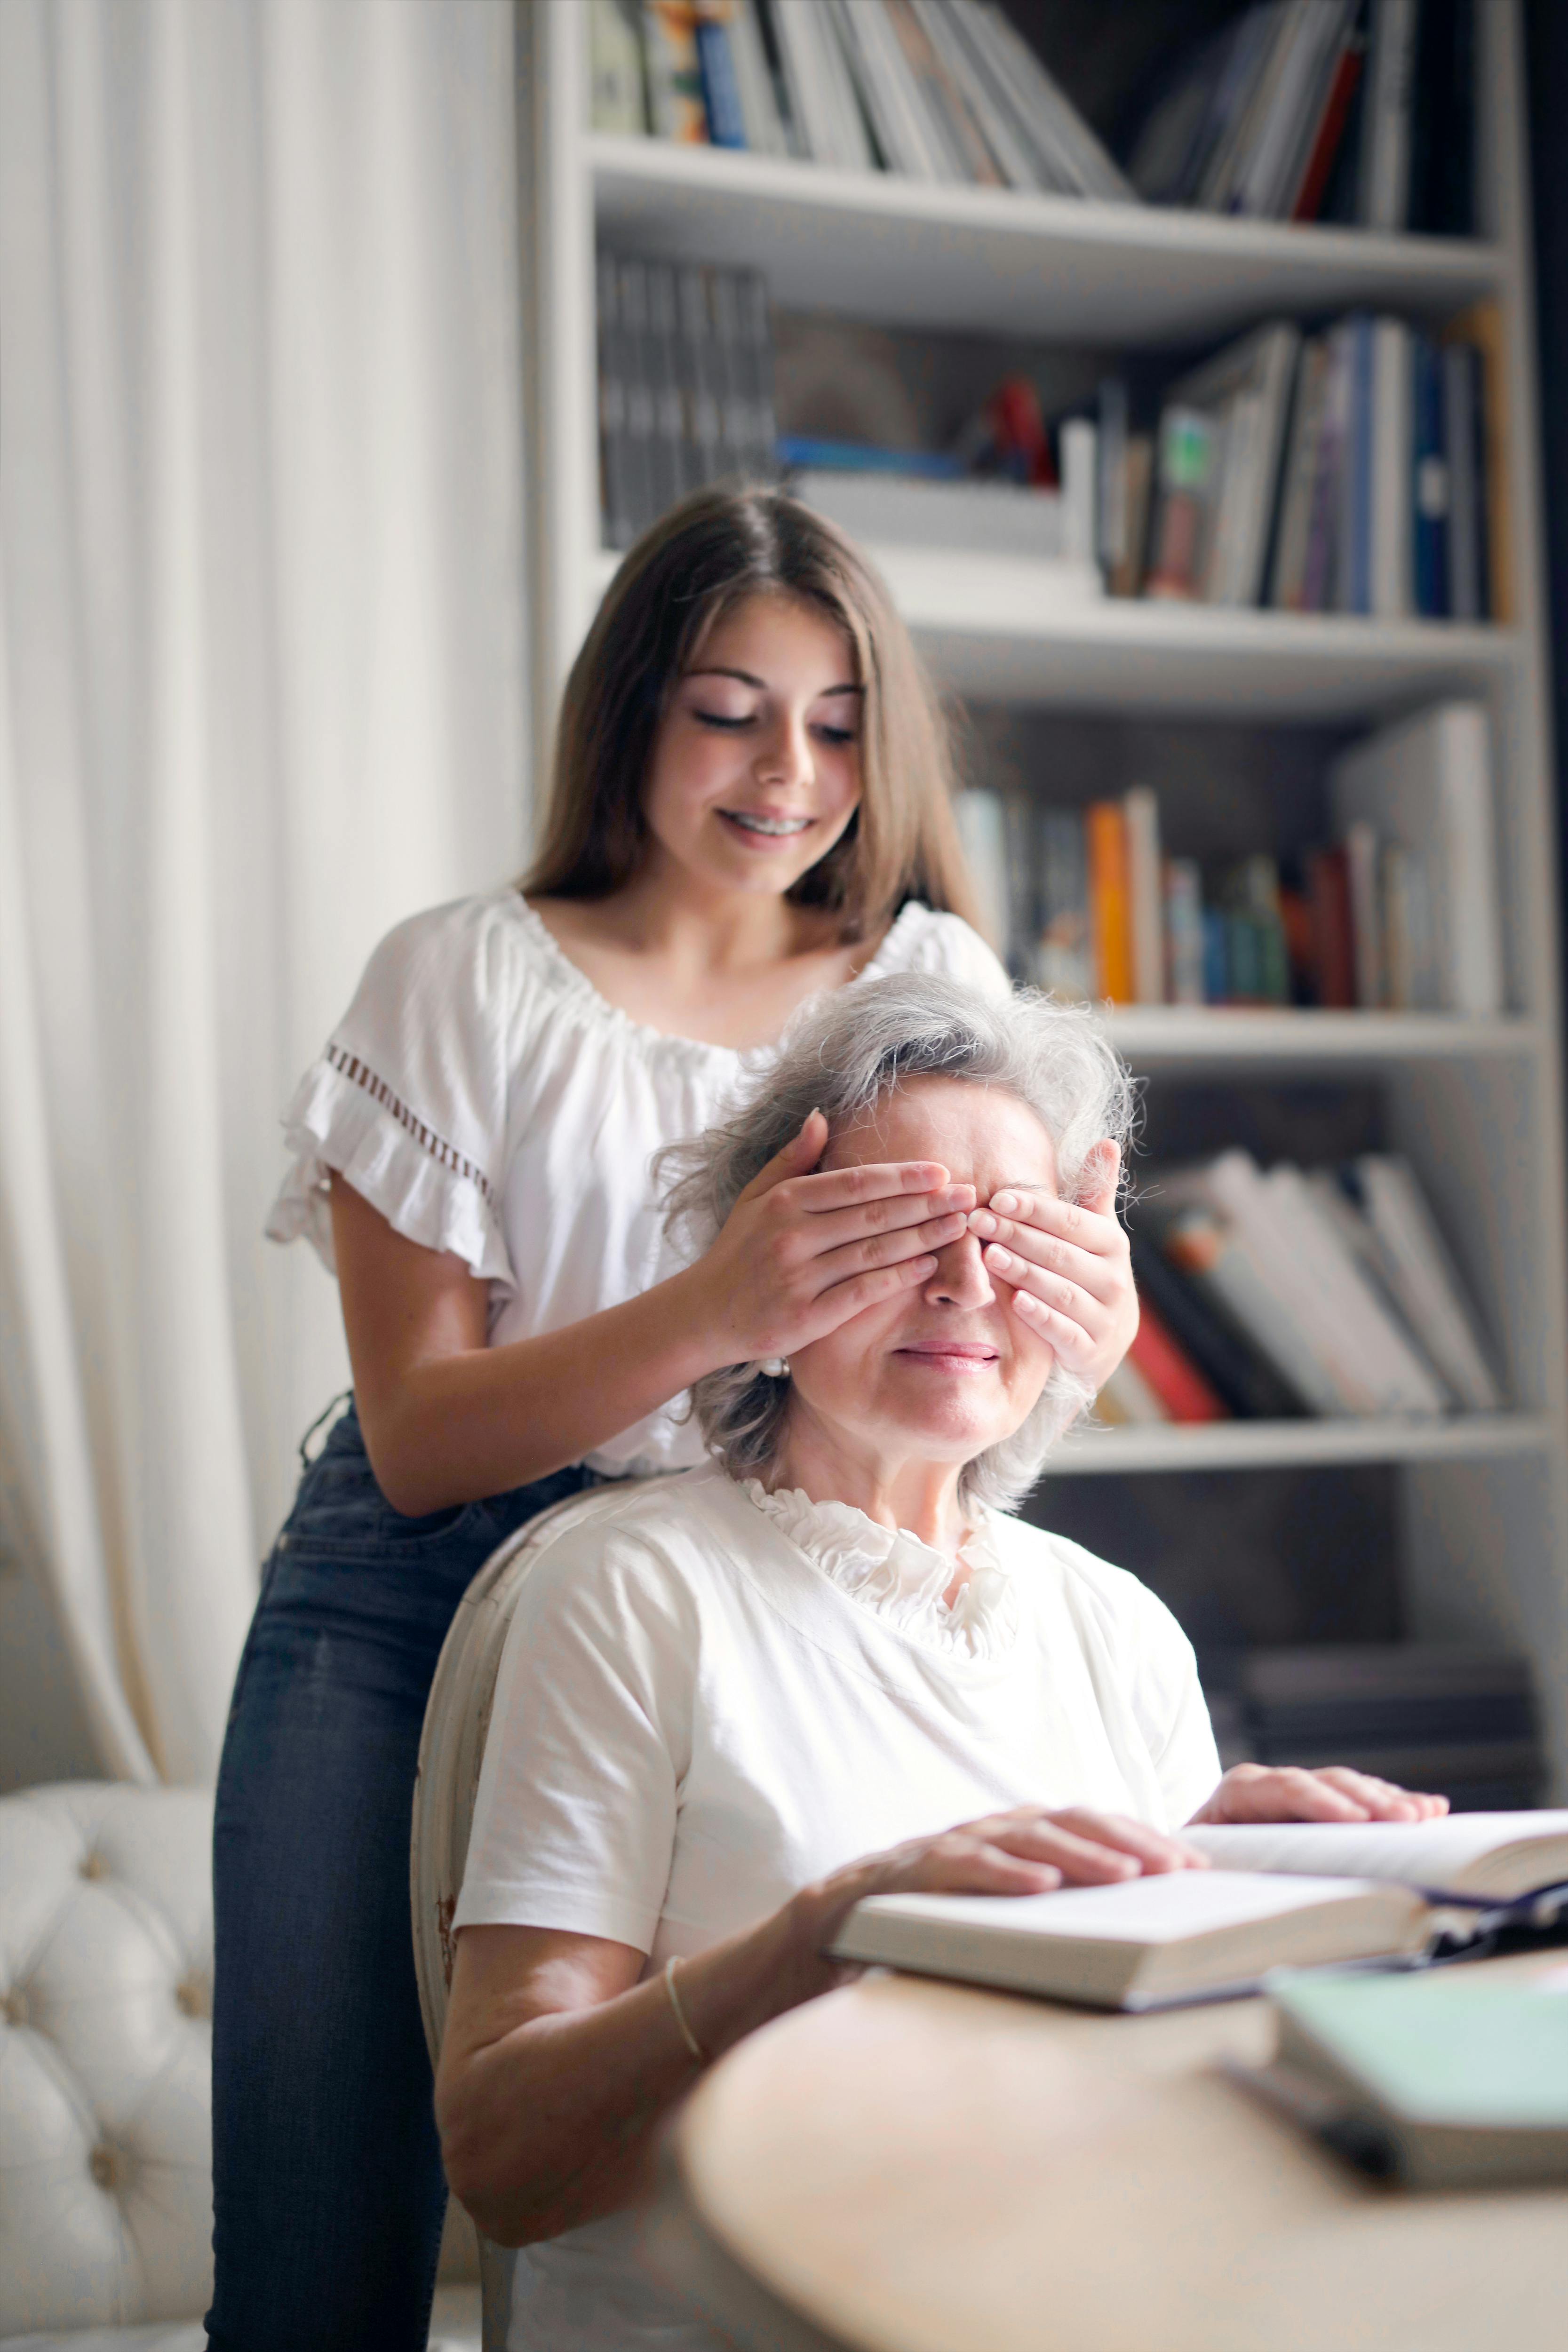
[207,486,1141,2352]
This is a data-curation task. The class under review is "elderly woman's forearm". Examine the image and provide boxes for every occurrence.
[438,1901,827,2246]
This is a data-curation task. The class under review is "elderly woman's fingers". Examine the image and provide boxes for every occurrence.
[1314,1766,1449,1821]
[1194,1764,1378,1823]
[1016,1809,1208,1876]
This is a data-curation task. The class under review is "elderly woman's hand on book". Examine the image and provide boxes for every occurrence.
[1188,1762,1450,1825]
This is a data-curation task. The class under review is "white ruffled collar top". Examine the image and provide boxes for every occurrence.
[740,1479,1018,1661]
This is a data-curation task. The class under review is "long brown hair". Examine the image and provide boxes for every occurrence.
[523,485,982,941]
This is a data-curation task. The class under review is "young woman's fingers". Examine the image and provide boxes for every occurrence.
[796,1253,942,1337]
[801,1183,975,1251]
[981,1245,1108,1336]
[1005,1287,1099,1364]
[1077,1138,1122,1216]
[734,1109,828,1204]
[967,1213,1117,1302]
[815,1211,970,1283]
[793,1161,963,1214]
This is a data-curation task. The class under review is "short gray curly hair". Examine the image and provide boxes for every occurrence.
[661,971,1135,1513]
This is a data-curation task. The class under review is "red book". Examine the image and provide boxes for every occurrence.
[1127,1301,1228,1424]
[1290,39,1366,224]
[1307,846,1356,1009]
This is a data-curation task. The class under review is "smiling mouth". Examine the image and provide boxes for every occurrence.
[897,1343,1000,1371]
[720,810,814,837]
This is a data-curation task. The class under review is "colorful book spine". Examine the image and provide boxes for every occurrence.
[1127,1302,1229,1423]
[1086,800,1133,1004]
[642,1,711,142]
[1411,330,1449,619]
[694,4,748,147]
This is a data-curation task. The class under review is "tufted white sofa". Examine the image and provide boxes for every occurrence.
[0,1781,480,2350]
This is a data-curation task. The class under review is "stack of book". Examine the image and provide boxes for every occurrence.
[1101,1146,1503,1428]
[589,0,1135,201]
[1236,1645,1544,1812]
[967,701,1504,1016]
[1125,0,1475,235]
[1102,307,1504,620]
[597,252,778,548]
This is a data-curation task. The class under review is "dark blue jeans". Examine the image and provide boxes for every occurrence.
[207,1398,593,2352]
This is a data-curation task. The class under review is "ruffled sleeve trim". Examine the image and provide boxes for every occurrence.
[263,1049,516,1291]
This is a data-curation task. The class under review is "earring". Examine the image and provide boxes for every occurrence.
[758,1357,790,1379]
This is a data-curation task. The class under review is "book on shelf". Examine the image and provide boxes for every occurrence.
[829,1865,1436,2012]
[1233,1645,1541,1811]
[1129,1228,1305,1422]
[598,251,777,547]
[598,0,1138,200]
[1104,304,1499,619]
[1329,700,1504,1017]
[591,0,649,136]
[1237,1969,1568,2190]
[1123,1297,1230,1425]
[1123,0,1474,234]
[1139,1145,1501,1424]
[1010,711,1500,1015]
[785,466,1097,580]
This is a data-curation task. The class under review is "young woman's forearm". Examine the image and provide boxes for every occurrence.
[363,1269,722,1514]
[438,1899,832,2247]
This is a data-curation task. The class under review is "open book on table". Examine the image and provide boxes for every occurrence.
[1182,1811,1568,1907]
[829,1812,1568,2012]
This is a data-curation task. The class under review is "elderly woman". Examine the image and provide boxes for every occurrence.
[438,973,1442,2352]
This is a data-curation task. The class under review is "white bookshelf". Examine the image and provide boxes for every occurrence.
[521,0,1568,1793]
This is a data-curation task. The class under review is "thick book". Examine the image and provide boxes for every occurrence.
[590,0,649,135]
[1126,1300,1229,1423]
[1445,302,1512,623]
[1129,1227,1305,1421]
[1124,786,1163,1004]
[829,1867,1432,2011]
[1357,0,1418,230]
[1329,700,1504,1019]
[642,1,711,143]
[1345,1152,1501,1409]
[1086,800,1133,1003]
[1035,808,1091,1000]
[1237,1969,1568,2187]
[1184,1810,1568,1905]
[1162,322,1301,608]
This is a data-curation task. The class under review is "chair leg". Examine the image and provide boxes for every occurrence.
[479,2233,516,2352]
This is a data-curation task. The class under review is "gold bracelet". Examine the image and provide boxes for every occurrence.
[663,1956,707,2064]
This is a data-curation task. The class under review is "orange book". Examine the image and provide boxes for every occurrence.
[1445,301,1513,625]
[1127,1301,1228,1424]
[1086,801,1132,1003]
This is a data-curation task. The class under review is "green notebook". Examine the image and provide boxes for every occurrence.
[1243,1970,1568,2187]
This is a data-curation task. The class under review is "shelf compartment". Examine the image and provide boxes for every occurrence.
[1103,1010,1540,1068]
[1048,1414,1553,1477]
[589,135,1507,345]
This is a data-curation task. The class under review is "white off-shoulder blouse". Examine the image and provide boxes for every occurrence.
[266,888,1010,1473]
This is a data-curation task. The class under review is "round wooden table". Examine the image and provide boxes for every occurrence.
[652,1953,1567,2352]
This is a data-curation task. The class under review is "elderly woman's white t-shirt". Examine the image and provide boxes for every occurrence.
[265,889,1010,1474]
[456,1465,1220,2352]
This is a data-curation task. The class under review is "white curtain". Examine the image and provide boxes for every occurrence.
[0,0,529,1784]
